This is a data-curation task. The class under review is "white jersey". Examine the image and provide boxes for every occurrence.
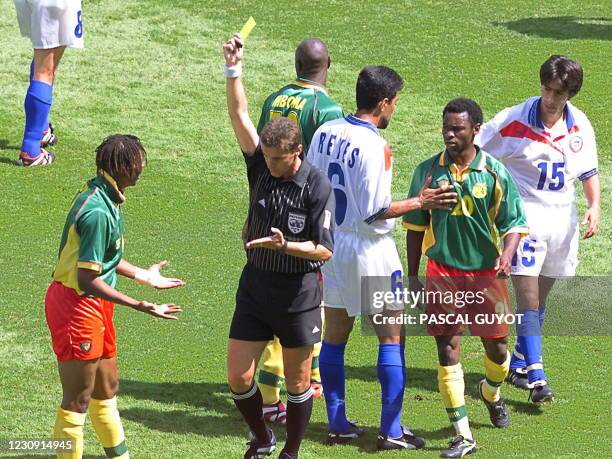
[476,96,598,208]
[307,115,394,236]
[15,0,84,49]
[307,115,403,317]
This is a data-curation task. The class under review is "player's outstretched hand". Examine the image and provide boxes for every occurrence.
[245,227,285,251]
[144,261,186,289]
[419,176,457,210]
[137,301,183,320]
[494,256,512,278]
[581,206,600,239]
[223,34,244,66]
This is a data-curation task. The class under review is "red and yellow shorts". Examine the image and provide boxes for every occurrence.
[425,259,510,338]
[45,281,117,361]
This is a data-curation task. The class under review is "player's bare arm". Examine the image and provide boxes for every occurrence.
[581,174,601,239]
[116,259,186,289]
[495,232,521,277]
[406,229,426,297]
[376,176,457,220]
[245,227,332,261]
[77,268,182,320]
[224,34,259,155]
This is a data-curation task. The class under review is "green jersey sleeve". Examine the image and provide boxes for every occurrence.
[492,164,528,237]
[257,95,273,133]
[402,162,431,231]
[76,209,110,272]
[317,101,344,125]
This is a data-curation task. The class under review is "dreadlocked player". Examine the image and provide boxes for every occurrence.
[45,134,185,458]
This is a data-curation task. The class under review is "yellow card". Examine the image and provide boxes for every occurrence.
[239,17,256,41]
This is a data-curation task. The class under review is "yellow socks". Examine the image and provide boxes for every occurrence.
[53,407,86,459]
[311,340,321,382]
[482,351,510,403]
[258,338,285,404]
[438,364,473,440]
[89,397,129,458]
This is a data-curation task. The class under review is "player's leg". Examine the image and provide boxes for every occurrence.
[479,337,511,428]
[55,359,99,459]
[309,303,324,398]
[512,275,549,395]
[87,299,129,459]
[424,260,476,456]
[45,282,106,459]
[374,326,425,450]
[279,344,314,458]
[258,338,287,424]
[228,338,270,437]
[89,357,129,459]
[28,59,56,147]
[310,338,323,397]
[436,335,478,458]
[19,46,65,165]
[18,0,83,165]
[537,275,555,328]
[436,336,471,436]
[36,46,65,146]
[319,306,355,438]
[376,328,404,439]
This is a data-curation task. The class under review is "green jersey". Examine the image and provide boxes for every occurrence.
[52,172,125,295]
[403,148,528,270]
[257,78,343,151]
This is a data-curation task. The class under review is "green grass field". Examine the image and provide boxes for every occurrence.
[1,1,610,457]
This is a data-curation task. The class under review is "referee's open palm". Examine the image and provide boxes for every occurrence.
[245,227,285,251]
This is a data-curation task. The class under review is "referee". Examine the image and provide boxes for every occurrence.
[223,34,335,459]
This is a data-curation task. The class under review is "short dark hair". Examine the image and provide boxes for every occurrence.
[96,134,146,181]
[540,55,583,97]
[356,66,404,110]
[260,117,301,153]
[442,98,483,125]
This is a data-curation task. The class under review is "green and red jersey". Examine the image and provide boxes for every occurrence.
[403,147,528,270]
[257,78,343,152]
[52,171,125,295]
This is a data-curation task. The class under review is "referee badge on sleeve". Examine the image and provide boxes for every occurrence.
[288,211,306,234]
[323,210,332,230]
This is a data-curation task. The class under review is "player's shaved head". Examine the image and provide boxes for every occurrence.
[295,38,330,83]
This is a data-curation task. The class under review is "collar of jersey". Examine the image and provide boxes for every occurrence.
[439,146,485,171]
[294,78,328,95]
[528,97,575,130]
[345,114,379,134]
[280,158,310,187]
[93,170,126,204]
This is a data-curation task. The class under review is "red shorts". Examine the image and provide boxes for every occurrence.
[45,281,117,361]
[425,259,510,338]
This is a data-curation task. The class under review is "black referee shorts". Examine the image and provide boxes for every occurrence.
[230,264,322,348]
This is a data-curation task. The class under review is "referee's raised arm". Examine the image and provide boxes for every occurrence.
[223,33,258,156]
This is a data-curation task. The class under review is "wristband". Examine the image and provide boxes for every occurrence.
[134,267,150,286]
[279,239,288,254]
[224,63,242,78]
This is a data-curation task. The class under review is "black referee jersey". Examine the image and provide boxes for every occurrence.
[243,145,335,274]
